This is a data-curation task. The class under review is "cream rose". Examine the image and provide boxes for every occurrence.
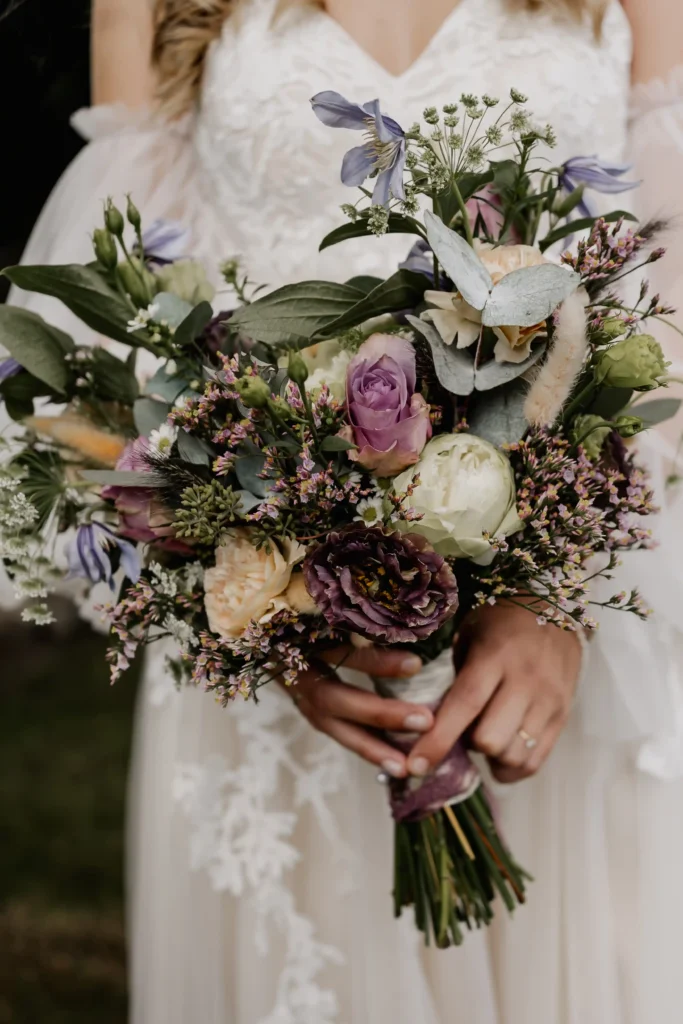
[423,242,550,364]
[204,530,309,638]
[300,339,353,401]
[393,433,523,565]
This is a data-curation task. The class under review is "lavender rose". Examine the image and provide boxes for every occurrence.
[345,333,431,477]
[303,525,458,644]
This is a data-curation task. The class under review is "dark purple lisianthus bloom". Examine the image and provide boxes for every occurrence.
[344,333,431,476]
[68,522,141,590]
[304,525,458,644]
[560,156,639,217]
[199,310,254,359]
[311,91,406,208]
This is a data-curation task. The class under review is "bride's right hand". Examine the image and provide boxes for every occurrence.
[287,647,432,780]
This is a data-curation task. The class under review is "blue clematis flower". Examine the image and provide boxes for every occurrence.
[0,358,22,404]
[311,90,406,208]
[559,156,640,217]
[68,522,141,590]
[140,219,191,266]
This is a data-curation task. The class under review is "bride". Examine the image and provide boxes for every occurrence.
[8,0,683,1020]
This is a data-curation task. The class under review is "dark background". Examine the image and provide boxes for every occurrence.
[1,2,135,1020]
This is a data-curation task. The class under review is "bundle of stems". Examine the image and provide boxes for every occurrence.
[393,787,530,947]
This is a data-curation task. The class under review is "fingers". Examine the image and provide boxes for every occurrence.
[489,713,564,784]
[296,672,434,733]
[408,656,502,776]
[320,644,423,679]
[469,683,531,760]
[316,715,410,778]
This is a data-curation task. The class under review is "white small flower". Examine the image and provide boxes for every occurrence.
[166,360,178,375]
[127,302,160,333]
[354,495,385,525]
[149,562,179,598]
[172,394,191,413]
[14,575,49,599]
[148,423,178,458]
[21,603,56,626]
[164,613,198,651]
[0,492,39,530]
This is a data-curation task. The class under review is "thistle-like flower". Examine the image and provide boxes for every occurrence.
[68,522,141,590]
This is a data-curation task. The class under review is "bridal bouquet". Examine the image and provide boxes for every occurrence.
[1,88,677,947]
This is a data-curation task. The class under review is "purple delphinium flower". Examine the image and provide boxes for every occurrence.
[139,219,191,266]
[303,525,458,644]
[68,522,141,590]
[0,358,22,404]
[559,156,640,217]
[311,91,406,207]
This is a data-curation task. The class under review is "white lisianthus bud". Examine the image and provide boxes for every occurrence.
[393,434,523,564]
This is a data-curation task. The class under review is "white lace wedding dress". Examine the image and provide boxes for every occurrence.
[7,1,683,1021]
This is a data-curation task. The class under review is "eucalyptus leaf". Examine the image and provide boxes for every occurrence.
[144,364,188,403]
[0,306,73,392]
[3,264,145,347]
[319,435,356,452]
[82,470,165,488]
[229,281,364,346]
[424,211,493,311]
[317,270,427,338]
[474,345,545,392]
[482,264,580,329]
[235,489,263,513]
[467,381,528,447]
[319,214,424,252]
[174,300,214,346]
[153,292,194,329]
[632,397,682,427]
[235,454,270,498]
[177,430,213,466]
[133,397,170,437]
[538,209,638,253]
[407,315,475,396]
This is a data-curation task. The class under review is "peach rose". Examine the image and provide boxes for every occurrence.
[423,243,550,364]
[203,530,310,638]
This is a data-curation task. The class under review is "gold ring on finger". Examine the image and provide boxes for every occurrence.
[518,728,538,751]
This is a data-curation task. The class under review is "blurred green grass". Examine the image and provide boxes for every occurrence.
[0,610,139,1023]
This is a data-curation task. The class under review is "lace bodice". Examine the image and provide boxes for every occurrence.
[194,0,632,287]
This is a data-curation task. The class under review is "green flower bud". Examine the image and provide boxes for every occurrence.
[615,414,644,439]
[552,183,586,218]
[234,375,271,409]
[595,335,669,391]
[115,260,155,309]
[126,195,142,231]
[104,199,125,237]
[572,414,611,460]
[92,228,118,270]
[287,351,309,387]
[597,317,628,341]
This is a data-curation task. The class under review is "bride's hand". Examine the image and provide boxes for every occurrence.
[288,646,431,780]
[407,603,582,784]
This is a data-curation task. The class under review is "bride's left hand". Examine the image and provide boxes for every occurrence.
[407,602,583,784]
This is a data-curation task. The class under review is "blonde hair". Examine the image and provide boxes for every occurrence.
[152,0,609,118]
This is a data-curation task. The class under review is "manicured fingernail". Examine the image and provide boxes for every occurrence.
[409,757,430,777]
[381,759,405,779]
[404,713,430,732]
[400,654,423,675]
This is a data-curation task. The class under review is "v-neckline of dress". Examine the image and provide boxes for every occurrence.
[316,1,469,82]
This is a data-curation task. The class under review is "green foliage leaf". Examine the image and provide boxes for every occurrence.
[407,315,475,396]
[474,346,545,392]
[153,292,194,329]
[482,264,580,329]
[3,264,142,347]
[319,214,424,252]
[173,300,214,347]
[588,386,633,419]
[235,455,270,498]
[177,431,213,466]
[424,212,492,311]
[144,365,189,404]
[538,210,638,253]
[229,281,365,346]
[632,397,682,427]
[345,275,383,295]
[468,380,528,447]
[0,306,74,392]
[317,270,428,338]
[319,435,356,452]
[133,397,169,437]
[90,348,139,405]
[0,370,62,421]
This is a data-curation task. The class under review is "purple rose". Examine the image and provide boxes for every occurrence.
[345,334,432,477]
[303,525,458,644]
[101,438,190,552]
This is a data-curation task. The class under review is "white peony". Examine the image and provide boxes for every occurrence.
[300,339,353,400]
[422,242,550,364]
[393,433,523,564]
[203,530,309,638]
